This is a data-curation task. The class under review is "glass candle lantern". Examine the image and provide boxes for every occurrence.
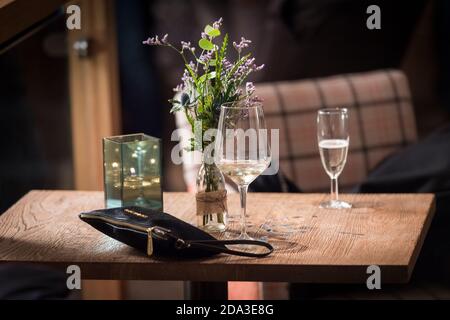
[103,134,162,210]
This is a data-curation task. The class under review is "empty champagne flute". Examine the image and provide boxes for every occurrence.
[215,101,271,240]
[317,108,352,209]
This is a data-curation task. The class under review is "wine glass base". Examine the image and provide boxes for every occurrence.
[260,222,294,239]
[230,232,264,251]
[237,232,254,241]
[320,200,352,209]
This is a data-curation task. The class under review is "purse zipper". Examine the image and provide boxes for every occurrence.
[79,213,149,232]
[79,213,156,256]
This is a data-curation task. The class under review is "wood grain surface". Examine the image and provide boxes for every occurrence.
[0,191,435,283]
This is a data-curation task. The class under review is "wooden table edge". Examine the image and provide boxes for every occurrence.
[405,194,436,281]
[0,190,437,285]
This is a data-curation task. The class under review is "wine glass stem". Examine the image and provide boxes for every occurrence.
[331,177,339,202]
[238,184,248,237]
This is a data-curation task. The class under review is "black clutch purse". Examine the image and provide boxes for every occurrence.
[79,207,273,259]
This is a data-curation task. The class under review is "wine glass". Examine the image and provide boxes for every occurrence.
[215,101,271,240]
[317,108,352,209]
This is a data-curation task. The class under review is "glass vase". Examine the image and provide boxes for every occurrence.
[196,155,227,233]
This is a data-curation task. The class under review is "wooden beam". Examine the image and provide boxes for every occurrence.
[67,0,122,191]
[67,0,122,299]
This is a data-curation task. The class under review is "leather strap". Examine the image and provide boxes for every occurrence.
[175,239,274,258]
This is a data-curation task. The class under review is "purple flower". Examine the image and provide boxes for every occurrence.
[142,37,157,45]
[143,19,266,125]
[199,51,214,64]
[181,41,195,53]
[212,17,223,29]
[245,82,255,95]
[181,69,191,83]
[244,57,256,68]
[173,84,183,92]
[143,34,168,46]
[245,95,263,107]
[181,41,191,50]
[223,59,233,73]
[188,61,197,72]
[255,63,265,71]
[232,37,252,53]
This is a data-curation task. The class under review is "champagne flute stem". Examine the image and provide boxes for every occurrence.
[238,184,248,237]
[331,177,338,202]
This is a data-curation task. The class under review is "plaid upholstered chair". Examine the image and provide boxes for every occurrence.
[175,69,418,192]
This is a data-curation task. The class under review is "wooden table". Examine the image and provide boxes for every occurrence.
[0,190,436,299]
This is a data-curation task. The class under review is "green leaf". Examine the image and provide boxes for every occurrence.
[198,71,217,83]
[184,108,194,128]
[197,100,204,113]
[226,53,251,80]
[214,34,228,91]
[199,38,214,51]
[170,104,183,113]
[184,63,197,84]
[204,25,221,38]
[218,34,228,64]
[196,58,216,66]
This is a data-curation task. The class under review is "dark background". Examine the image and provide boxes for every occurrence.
[0,0,449,211]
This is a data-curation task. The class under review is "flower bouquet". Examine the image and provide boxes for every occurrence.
[144,18,264,232]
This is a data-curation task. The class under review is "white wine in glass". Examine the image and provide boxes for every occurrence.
[215,102,271,240]
[318,139,349,177]
[317,108,352,209]
[218,159,269,186]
